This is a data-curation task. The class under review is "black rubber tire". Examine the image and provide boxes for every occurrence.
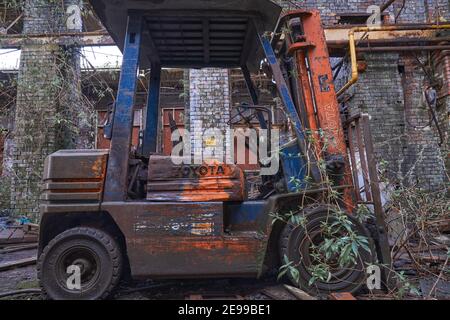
[279,206,375,295]
[37,227,122,300]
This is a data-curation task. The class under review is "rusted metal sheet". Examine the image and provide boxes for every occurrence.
[102,202,266,278]
[134,203,224,237]
[130,236,263,277]
[41,149,108,206]
[147,155,245,201]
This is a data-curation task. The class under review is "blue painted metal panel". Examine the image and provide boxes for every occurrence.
[104,13,143,201]
[225,201,266,227]
[142,64,161,155]
[280,142,308,192]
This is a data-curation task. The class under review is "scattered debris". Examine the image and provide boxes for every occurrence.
[0,257,37,272]
[419,277,450,299]
[0,218,39,246]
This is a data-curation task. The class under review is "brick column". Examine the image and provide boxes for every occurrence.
[10,0,87,219]
[189,68,231,163]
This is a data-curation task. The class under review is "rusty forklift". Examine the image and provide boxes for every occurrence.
[37,0,392,299]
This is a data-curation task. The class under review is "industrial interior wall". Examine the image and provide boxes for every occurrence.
[189,68,232,164]
[8,0,90,220]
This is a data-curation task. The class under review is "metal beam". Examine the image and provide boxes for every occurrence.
[141,63,162,155]
[0,31,114,49]
[103,13,143,202]
[324,25,438,43]
[0,25,443,51]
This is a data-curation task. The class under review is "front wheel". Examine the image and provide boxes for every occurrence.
[37,227,122,300]
[279,206,375,295]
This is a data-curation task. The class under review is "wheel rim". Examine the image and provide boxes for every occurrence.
[299,228,356,283]
[290,221,365,288]
[55,246,101,292]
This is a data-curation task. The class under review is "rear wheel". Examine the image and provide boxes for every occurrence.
[37,227,122,300]
[279,206,374,295]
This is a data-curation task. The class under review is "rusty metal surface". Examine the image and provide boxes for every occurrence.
[147,156,245,201]
[41,149,108,207]
[102,201,267,278]
[98,189,331,279]
[282,10,354,209]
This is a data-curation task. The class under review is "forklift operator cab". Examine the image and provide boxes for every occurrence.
[37,0,389,300]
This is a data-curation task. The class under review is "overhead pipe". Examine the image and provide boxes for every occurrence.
[337,24,450,96]
[357,45,450,52]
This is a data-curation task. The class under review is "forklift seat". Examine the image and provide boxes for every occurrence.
[147,155,246,202]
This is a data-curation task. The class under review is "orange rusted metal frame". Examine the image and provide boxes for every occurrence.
[284,10,355,210]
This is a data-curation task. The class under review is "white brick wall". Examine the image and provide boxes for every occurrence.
[189,68,232,164]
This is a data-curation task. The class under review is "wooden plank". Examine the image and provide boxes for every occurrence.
[0,237,38,246]
[0,243,37,254]
[329,292,357,300]
[0,257,37,272]
[261,286,297,300]
[283,285,318,300]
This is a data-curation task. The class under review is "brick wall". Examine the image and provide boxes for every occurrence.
[346,53,408,181]
[189,68,231,163]
[279,0,449,25]
[401,53,446,189]
[345,52,447,190]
